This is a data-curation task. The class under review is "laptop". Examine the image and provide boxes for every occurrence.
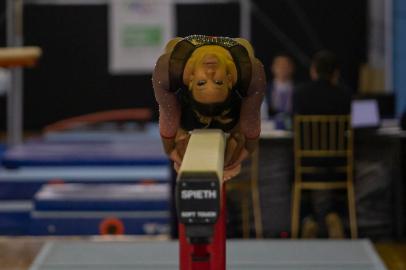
[351,99,380,129]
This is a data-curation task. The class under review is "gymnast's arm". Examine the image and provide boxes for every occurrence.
[152,53,182,163]
[225,57,265,170]
[240,58,266,152]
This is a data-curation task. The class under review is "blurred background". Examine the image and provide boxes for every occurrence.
[0,0,374,130]
[0,0,405,269]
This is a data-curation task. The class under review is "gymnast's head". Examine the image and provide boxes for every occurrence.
[185,45,237,106]
[164,37,253,116]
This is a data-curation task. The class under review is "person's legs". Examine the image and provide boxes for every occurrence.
[311,190,344,238]
[325,212,345,238]
[311,190,333,237]
[301,215,319,238]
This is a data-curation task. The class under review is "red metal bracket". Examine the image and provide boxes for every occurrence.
[179,186,226,270]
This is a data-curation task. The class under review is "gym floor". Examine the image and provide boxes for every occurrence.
[0,237,404,270]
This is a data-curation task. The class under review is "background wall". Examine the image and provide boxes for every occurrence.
[0,1,6,132]
[0,0,367,131]
[252,0,367,87]
[394,0,406,115]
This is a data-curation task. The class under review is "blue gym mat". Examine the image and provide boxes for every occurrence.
[0,166,170,235]
[2,139,168,167]
[30,183,170,236]
[29,240,387,270]
[2,125,168,168]
[0,166,169,200]
[33,183,170,211]
[0,200,32,235]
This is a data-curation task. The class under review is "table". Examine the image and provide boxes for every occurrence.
[256,124,404,239]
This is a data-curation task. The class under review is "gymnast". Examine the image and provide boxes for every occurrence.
[152,35,265,180]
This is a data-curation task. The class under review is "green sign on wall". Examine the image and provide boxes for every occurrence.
[121,25,162,48]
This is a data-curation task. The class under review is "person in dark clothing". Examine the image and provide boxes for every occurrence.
[292,51,352,238]
[293,51,351,115]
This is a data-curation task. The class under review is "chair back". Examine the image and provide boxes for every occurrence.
[293,115,353,186]
[294,115,352,155]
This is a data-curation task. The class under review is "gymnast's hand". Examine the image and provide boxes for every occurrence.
[170,130,249,181]
[223,133,249,181]
[223,148,249,181]
[171,131,191,173]
[170,149,182,172]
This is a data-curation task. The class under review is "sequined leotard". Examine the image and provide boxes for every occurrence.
[152,35,265,151]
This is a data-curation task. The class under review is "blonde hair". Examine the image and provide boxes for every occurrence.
[233,38,255,58]
[185,45,237,87]
[164,37,182,54]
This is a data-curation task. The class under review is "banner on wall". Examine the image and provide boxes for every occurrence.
[109,0,174,74]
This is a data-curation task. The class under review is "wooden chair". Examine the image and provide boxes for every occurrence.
[225,149,263,239]
[291,115,357,239]
[250,149,263,238]
[226,177,252,238]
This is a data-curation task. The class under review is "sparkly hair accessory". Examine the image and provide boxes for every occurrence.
[185,35,238,48]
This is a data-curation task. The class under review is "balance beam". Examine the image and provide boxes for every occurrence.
[0,47,42,67]
[176,129,227,270]
[178,129,225,181]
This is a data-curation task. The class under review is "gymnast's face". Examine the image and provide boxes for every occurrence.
[189,53,233,104]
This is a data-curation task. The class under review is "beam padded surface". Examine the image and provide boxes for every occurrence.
[179,129,225,181]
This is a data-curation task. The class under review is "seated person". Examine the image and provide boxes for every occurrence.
[293,51,351,238]
[293,51,351,115]
[262,53,295,118]
[152,35,265,180]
